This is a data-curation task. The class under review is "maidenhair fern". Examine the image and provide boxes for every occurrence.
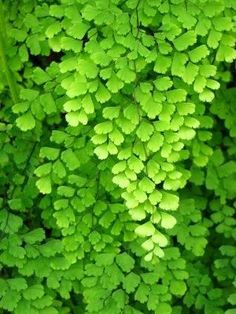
[0,0,235,313]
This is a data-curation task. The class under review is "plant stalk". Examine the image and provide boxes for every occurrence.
[0,1,18,104]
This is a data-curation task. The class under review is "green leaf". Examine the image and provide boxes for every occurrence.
[112,161,127,175]
[173,31,197,51]
[154,77,173,91]
[161,212,177,229]
[61,36,82,53]
[8,278,28,292]
[116,253,135,272]
[123,272,140,293]
[194,75,207,93]
[182,62,199,84]
[166,89,187,103]
[40,147,60,161]
[33,295,53,309]
[78,58,99,79]
[155,303,172,314]
[20,89,39,101]
[139,177,155,193]
[171,52,188,77]
[23,284,44,301]
[188,45,209,63]
[40,93,57,114]
[61,149,80,170]
[147,132,164,152]
[94,144,109,160]
[32,67,51,85]
[199,64,216,77]
[67,22,90,40]
[170,280,187,296]
[176,102,195,116]
[106,73,124,92]
[199,89,215,102]
[23,228,45,244]
[135,222,156,237]
[159,192,179,210]
[207,29,222,49]
[177,11,197,29]
[63,99,81,112]
[16,112,35,131]
[34,163,52,177]
[96,253,115,266]
[103,107,120,120]
[228,294,236,306]
[49,5,64,17]
[46,21,61,38]
[117,67,136,83]
[136,121,154,142]
[95,83,111,103]
[66,111,81,127]
[0,290,21,311]
[135,283,150,303]
[57,186,75,197]
[154,54,171,74]
[36,176,52,194]
[142,97,163,119]
[152,231,168,247]
[95,121,113,135]
[112,173,130,188]
[127,156,144,173]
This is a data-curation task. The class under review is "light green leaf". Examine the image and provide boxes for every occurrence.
[95,83,111,103]
[154,54,171,74]
[40,147,60,161]
[46,21,61,39]
[147,132,164,152]
[139,177,155,193]
[154,77,173,91]
[127,156,144,173]
[161,212,177,229]
[34,163,52,177]
[136,121,154,142]
[166,89,187,103]
[173,31,197,51]
[117,67,136,83]
[113,173,130,188]
[189,45,209,63]
[94,144,109,160]
[16,112,35,131]
[135,222,156,237]
[152,231,168,247]
[103,107,120,120]
[36,176,52,194]
[106,73,124,92]
[159,192,179,210]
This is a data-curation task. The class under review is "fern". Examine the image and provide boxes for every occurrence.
[0,0,235,313]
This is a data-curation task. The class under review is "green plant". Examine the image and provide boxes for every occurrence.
[0,0,235,313]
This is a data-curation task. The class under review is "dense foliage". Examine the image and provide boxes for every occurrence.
[0,0,235,313]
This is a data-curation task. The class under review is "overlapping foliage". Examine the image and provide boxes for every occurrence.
[0,0,235,313]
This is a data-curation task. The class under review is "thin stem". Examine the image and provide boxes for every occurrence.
[0,1,18,104]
